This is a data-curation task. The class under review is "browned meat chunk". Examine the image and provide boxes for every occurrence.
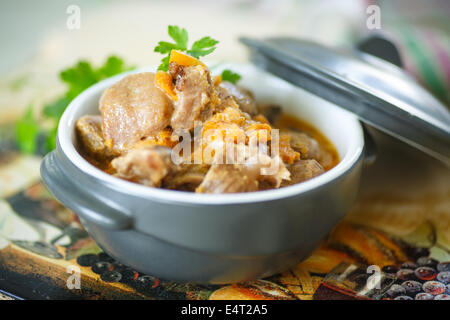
[257,104,282,124]
[218,82,257,116]
[111,146,174,187]
[169,63,218,130]
[195,164,259,193]
[100,73,173,154]
[163,164,209,191]
[196,155,290,193]
[281,159,324,187]
[75,115,113,159]
[284,130,320,160]
[248,155,291,188]
[317,150,335,170]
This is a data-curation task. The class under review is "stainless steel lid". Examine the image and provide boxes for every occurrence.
[240,36,450,166]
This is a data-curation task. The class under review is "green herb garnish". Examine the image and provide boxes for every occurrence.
[154,25,218,71]
[221,69,241,84]
[16,106,39,154]
[60,56,134,103]
[187,37,219,59]
[16,55,133,155]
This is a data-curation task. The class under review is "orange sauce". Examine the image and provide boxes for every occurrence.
[274,114,340,171]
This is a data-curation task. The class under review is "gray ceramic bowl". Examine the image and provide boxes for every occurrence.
[41,64,367,284]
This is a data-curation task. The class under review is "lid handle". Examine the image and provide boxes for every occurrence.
[357,34,403,68]
[41,152,133,230]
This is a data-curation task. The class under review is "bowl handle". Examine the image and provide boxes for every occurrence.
[361,122,377,167]
[40,152,132,230]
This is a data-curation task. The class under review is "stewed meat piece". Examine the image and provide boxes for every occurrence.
[196,155,290,193]
[169,62,219,130]
[75,115,113,159]
[195,164,259,193]
[281,159,324,187]
[257,104,282,124]
[111,146,175,187]
[217,81,257,116]
[163,164,210,191]
[284,130,320,160]
[112,146,210,190]
[100,73,174,154]
[283,130,337,170]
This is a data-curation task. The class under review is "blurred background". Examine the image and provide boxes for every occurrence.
[0,0,449,124]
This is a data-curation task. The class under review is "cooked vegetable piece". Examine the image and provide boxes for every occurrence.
[155,71,178,100]
[213,75,222,86]
[169,50,206,68]
[279,134,301,164]
[100,72,173,154]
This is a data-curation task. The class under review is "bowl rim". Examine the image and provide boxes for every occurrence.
[57,65,364,205]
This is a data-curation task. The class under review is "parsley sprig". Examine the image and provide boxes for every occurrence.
[187,37,219,59]
[16,107,40,154]
[16,56,133,154]
[220,69,241,84]
[154,26,219,71]
[16,27,241,155]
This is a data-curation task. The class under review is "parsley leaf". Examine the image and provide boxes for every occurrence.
[168,25,188,50]
[45,124,58,152]
[42,97,71,120]
[97,55,134,78]
[155,26,218,71]
[154,41,179,54]
[16,55,133,155]
[187,37,219,59]
[60,61,99,100]
[61,56,134,101]
[16,106,40,154]
[221,69,241,84]
[154,26,189,72]
[158,56,171,72]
